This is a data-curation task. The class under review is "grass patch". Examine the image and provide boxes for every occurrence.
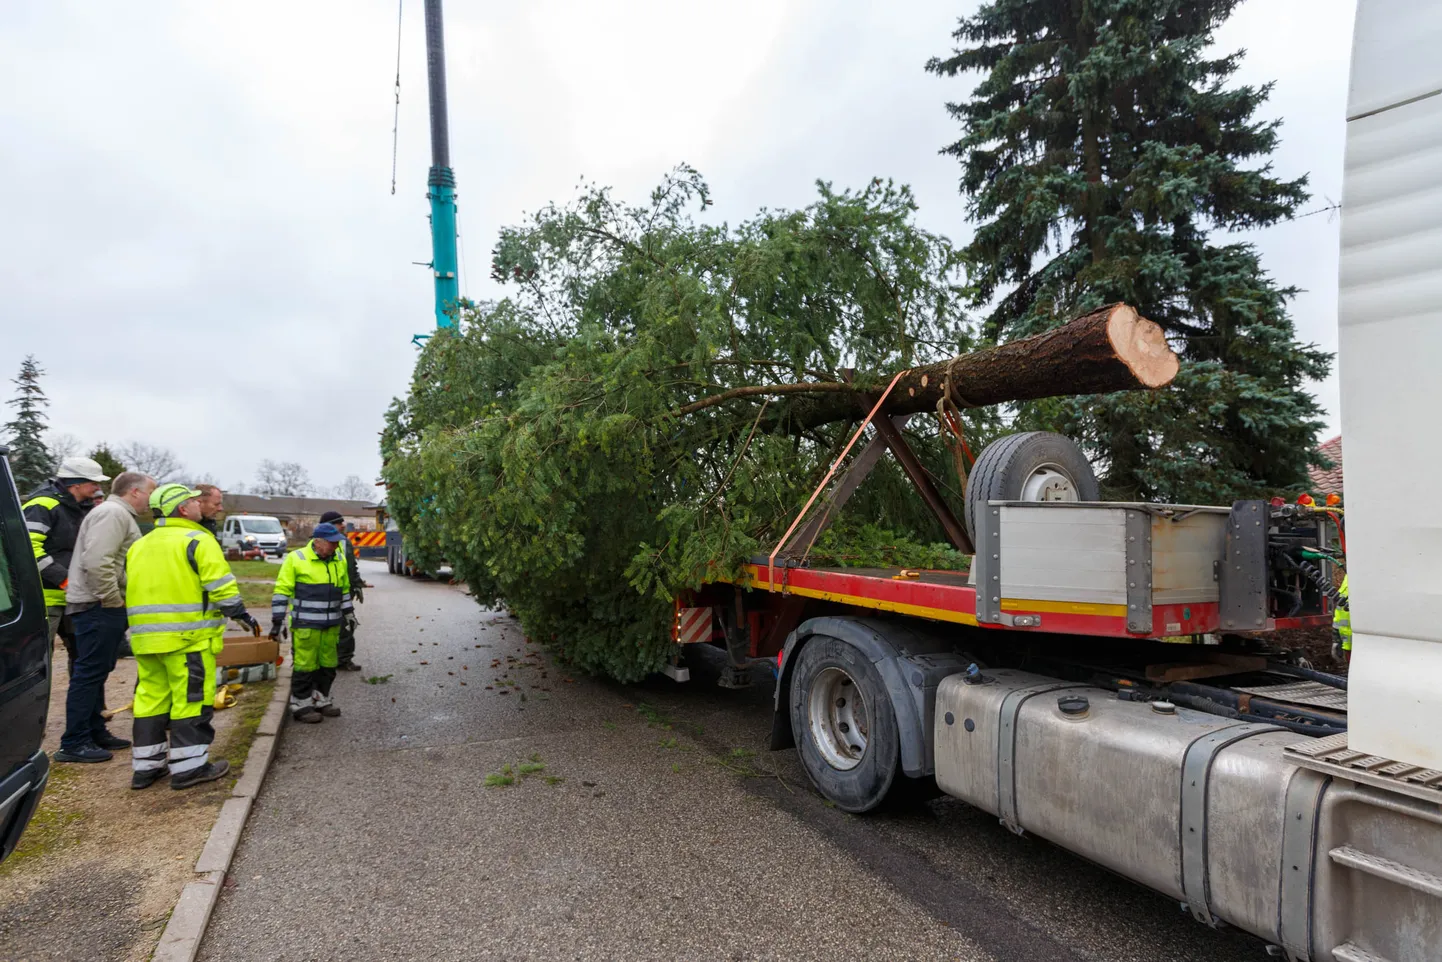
[363,675,393,685]
[228,559,281,579]
[635,703,673,729]
[213,680,275,777]
[543,776,564,785]
[237,581,275,609]
[0,765,83,872]
[517,762,545,775]
[484,773,514,788]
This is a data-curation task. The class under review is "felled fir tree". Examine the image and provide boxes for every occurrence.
[928,0,1331,502]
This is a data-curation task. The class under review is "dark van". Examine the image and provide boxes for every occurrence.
[0,446,52,863]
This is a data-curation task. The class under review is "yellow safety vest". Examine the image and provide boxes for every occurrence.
[1333,574,1351,651]
[272,541,352,629]
[125,518,244,654]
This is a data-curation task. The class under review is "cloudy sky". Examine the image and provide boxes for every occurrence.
[1,0,1356,495]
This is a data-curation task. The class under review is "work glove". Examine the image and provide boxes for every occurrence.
[233,611,262,637]
[353,586,365,604]
[269,619,286,642]
[343,611,359,633]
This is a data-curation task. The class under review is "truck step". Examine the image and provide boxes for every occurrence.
[1233,680,1348,712]
[1330,845,1442,899]
[1332,940,1396,962]
[1286,733,1442,805]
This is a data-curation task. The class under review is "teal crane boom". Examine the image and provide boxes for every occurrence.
[423,0,458,330]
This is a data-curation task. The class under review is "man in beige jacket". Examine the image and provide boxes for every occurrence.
[56,471,156,763]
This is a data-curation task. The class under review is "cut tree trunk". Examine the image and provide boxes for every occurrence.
[751,303,1177,429]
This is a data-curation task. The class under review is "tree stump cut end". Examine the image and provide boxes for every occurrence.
[1106,304,1179,388]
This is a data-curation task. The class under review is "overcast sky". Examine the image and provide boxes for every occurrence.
[0,0,1356,494]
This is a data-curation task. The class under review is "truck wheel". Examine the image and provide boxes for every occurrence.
[789,635,900,813]
[963,431,1099,540]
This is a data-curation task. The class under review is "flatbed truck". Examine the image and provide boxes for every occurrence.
[669,4,1442,958]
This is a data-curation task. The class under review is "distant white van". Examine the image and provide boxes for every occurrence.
[220,515,287,557]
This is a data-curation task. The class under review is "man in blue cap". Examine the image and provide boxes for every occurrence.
[270,522,355,723]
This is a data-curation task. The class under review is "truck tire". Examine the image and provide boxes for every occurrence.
[789,634,901,813]
[963,431,1099,540]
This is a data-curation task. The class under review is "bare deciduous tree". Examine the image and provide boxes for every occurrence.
[119,442,186,483]
[255,459,313,496]
[45,432,82,469]
[333,474,374,501]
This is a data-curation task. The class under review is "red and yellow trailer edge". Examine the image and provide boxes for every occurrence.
[726,563,1329,640]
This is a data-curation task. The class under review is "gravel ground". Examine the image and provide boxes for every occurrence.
[0,640,272,962]
[199,561,1266,962]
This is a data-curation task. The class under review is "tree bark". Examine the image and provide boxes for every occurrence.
[773,302,1178,428]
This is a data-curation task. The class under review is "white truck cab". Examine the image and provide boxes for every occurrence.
[220,515,287,557]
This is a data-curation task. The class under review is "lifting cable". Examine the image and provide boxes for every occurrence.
[389,0,404,195]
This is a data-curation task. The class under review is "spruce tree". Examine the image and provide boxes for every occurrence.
[4,356,53,494]
[89,444,127,495]
[928,0,1331,502]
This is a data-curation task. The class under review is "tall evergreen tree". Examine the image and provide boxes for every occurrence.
[4,356,52,493]
[89,444,127,495]
[928,0,1331,502]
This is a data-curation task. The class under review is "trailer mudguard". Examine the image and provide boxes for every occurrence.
[770,616,971,777]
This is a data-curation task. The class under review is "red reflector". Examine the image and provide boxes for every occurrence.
[1270,497,1285,507]
[777,649,784,671]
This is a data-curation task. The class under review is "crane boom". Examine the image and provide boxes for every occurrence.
[423,0,458,330]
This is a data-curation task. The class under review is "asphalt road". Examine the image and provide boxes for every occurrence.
[199,561,1267,962]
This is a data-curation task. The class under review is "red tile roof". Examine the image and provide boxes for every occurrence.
[1308,435,1344,498]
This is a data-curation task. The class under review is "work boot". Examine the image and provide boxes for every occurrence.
[131,767,168,790]
[54,744,113,763]
[318,704,341,717]
[171,759,230,790]
[337,661,361,672]
[93,730,132,750]
[293,706,323,724]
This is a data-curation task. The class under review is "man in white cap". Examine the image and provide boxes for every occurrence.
[23,457,110,655]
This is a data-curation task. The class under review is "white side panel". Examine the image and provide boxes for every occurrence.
[999,505,1127,605]
[1347,1,1442,119]
[1339,14,1442,768]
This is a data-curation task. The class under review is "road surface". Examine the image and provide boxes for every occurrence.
[199,560,1266,962]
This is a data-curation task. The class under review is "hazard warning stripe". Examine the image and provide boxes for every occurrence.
[675,606,713,645]
[346,531,386,547]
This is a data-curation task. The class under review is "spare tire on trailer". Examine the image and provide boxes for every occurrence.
[963,431,1100,540]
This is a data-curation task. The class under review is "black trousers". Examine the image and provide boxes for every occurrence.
[61,606,126,751]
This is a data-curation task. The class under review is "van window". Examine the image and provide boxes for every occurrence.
[0,478,22,620]
[240,518,282,534]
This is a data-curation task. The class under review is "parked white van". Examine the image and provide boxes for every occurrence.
[220,515,287,557]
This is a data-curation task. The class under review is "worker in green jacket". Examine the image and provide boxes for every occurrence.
[271,523,353,723]
[1333,574,1351,662]
[127,484,261,790]
[318,510,365,672]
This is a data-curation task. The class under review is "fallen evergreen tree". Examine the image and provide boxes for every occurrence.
[380,170,1176,680]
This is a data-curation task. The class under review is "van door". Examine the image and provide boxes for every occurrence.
[0,448,53,862]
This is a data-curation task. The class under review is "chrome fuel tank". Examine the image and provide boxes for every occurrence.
[933,668,1302,943]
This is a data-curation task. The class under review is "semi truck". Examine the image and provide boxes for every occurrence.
[668,4,1440,959]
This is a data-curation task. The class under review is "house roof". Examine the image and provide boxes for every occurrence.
[222,494,379,518]
[1308,435,1344,497]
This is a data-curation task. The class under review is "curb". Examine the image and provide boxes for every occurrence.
[151,662,291,962]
